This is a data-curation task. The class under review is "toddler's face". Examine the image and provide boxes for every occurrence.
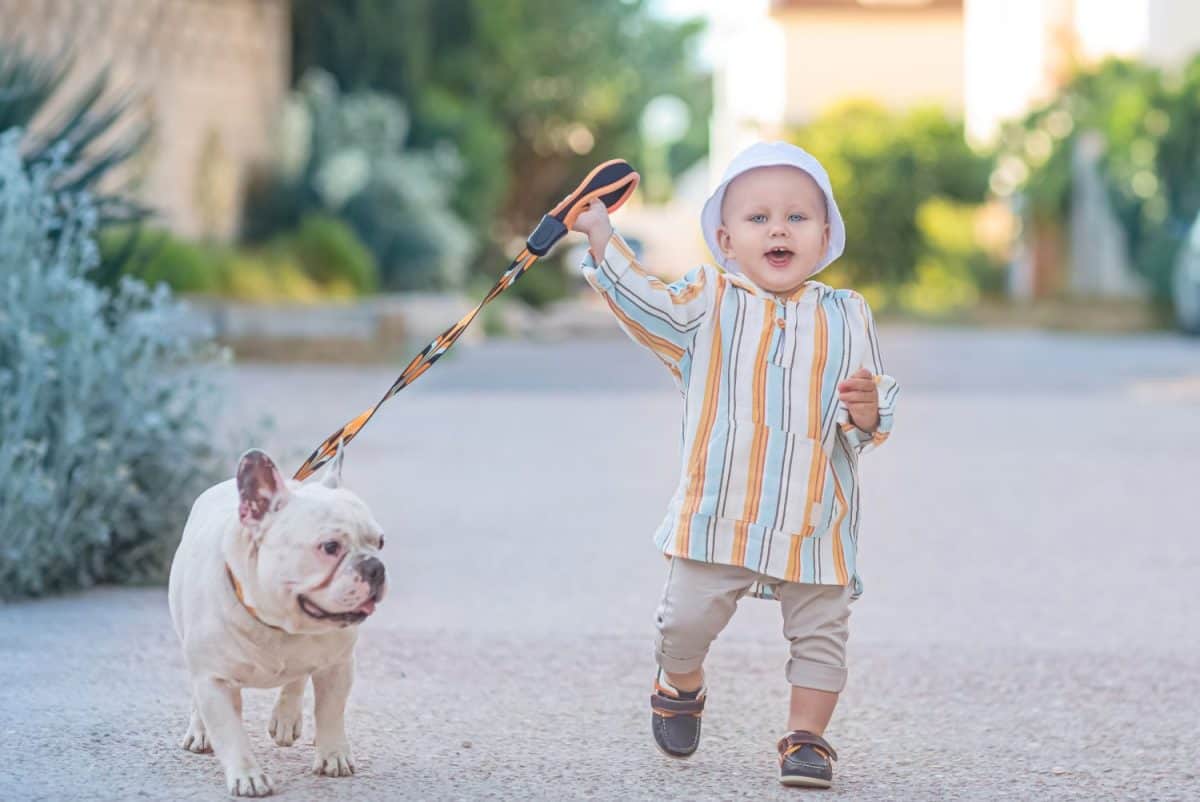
[716,166,830,296]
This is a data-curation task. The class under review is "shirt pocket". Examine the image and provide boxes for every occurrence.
[704,419,829,534]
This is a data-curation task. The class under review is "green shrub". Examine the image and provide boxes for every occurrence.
[99,229,224,294]
[283,214,378,293]
[220,251,327,303]
[99,220,376,302]
[896,199,995,316]
[792,102,996,310]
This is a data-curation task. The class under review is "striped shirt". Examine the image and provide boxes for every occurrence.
[581,232,898,598]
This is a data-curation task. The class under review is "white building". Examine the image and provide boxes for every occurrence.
[965,0,1200,145]
[711,0,1200,151]
[711,0,965,176]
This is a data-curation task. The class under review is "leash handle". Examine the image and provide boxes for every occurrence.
[526,159,640,256]
[293,159,639,481]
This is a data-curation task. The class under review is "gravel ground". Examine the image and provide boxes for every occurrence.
[2,326,1198,801]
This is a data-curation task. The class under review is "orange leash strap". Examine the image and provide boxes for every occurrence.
[293,159,639,481]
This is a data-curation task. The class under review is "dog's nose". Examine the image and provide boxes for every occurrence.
[357,557,386,594]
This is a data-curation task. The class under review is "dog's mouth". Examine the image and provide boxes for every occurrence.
[298,594,377,626]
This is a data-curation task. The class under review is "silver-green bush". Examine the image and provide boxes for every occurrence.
[0,132,228,599]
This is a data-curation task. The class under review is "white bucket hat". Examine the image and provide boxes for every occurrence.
[701,141,846,276]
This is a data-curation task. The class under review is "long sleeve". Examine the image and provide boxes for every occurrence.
[580,231,713,379]
[836,295,898,454]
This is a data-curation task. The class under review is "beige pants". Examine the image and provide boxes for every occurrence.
[654,556,854,693]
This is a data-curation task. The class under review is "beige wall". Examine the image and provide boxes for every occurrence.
[1,0,289,241]
[776,9,964,123]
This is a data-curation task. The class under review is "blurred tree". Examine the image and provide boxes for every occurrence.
[995,60,1160,221]
[1098,58,1200,302]
[291,0,710,275]
[997,56,1200,301]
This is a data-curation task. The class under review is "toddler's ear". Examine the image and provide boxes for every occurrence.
[716,226,733,257]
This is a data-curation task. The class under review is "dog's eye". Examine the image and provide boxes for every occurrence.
[378,535,385,550]
[321,541,341,556]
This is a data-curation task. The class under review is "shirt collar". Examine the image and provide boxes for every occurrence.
[721,270,828,303]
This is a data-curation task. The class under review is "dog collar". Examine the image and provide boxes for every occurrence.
[225,563,286,632]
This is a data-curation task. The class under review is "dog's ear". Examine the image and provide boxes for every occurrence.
[320,438,345,489]
[236,449,291,530]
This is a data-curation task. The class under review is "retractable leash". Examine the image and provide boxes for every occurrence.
[292,159,640,481]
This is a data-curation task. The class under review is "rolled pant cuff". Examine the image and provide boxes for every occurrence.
[786,657,847,693]
[656,650,706,675]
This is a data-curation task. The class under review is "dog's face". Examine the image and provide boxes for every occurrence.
[235,449,387,635]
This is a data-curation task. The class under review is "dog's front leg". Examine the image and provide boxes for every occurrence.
[180,702,212,753]
[193,677,273,796]
[311,657,355,777]
[268,675,307,746]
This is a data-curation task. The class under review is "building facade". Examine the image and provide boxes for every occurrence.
[1,0,289,241]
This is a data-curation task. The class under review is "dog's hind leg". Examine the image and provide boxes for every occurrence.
[268,675,307,747]
[180,702,212,754]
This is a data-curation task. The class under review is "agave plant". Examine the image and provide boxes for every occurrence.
[0,42,150,283]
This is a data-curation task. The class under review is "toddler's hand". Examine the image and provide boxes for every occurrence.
[571,201,613,263]
[838,368,879,433]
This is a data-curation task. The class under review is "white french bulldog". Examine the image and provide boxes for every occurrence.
[168,447,387,797]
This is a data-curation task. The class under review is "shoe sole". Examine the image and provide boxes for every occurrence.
[779,775,832,789]
[653,738,696,760]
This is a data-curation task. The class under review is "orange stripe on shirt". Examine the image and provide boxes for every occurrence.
[675,280,727,554]
[611,237,669,291]
[601,295,686,363]
[611,234,638,263]
[732,303,777,564]
[612,237,708,305]
[830,474,849,585]
[787,304,828,581]
[668,271,707,304]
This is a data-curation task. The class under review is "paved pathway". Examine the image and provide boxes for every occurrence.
[2,326,1198,800]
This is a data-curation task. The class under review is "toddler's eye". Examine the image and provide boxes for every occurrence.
[749,214,767,223]
[789,214,806,223]
[320,540,341,556]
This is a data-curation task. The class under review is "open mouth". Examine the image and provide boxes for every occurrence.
[298,594,377,625]
[765,247,794,269]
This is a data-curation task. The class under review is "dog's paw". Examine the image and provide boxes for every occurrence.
[267,707,303,747]
[226,767,274,797]
[313,746,355,777]
[180,720,212,754]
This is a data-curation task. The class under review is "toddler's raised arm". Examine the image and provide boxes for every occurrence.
[572,202,713,381]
